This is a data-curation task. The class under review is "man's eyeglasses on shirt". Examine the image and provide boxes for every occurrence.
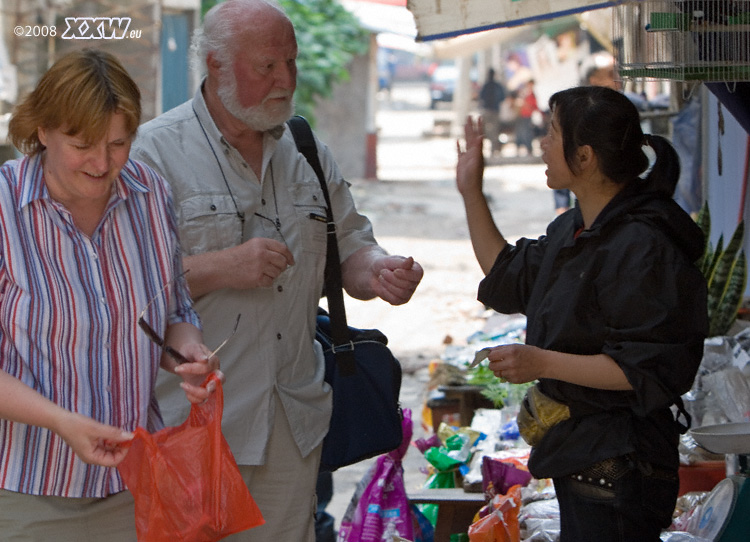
[254,211,289,248]
[138,271,241,364]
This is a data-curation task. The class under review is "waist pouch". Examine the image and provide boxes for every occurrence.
[517,383,571,446]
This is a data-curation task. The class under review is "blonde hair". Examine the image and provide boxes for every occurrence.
[8,48,141,156]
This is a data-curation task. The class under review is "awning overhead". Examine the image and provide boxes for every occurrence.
[406,0,625,42]
[342,0,436,55]
[342,0,416,36]
[429,26,532,60]
[376,32,434,55]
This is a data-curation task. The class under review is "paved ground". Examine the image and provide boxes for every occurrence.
[325,82,555,531]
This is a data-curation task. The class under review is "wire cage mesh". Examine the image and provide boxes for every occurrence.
[613,0,750,81]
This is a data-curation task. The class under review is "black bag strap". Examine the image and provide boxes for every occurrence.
[673,395,692,434]
[287,115,356,375]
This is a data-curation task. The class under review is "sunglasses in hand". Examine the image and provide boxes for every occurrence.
[138,271,240,364]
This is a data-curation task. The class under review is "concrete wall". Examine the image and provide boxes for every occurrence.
[314,50,370,182]
[706,88,750,283]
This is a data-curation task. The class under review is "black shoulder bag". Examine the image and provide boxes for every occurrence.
[287,116,403,472]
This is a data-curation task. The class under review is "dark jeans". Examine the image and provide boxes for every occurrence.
[515,117,535,152]
[315,470,336,542]
[553,456,679,542]
[481,109,502,153]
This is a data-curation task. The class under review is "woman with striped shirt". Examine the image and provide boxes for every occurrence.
[0,49,220,540]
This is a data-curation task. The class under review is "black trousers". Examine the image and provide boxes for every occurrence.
[553,455,679,542]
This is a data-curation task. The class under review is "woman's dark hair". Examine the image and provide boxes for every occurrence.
[548,86,680,198]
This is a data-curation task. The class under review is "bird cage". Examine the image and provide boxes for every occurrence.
[613,0,750,81]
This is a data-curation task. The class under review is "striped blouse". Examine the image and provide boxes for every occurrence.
[0,154,201,498]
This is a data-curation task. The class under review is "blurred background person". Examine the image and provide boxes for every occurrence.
[585,52,621,90]
[515,79,540,157]
[478,67,506,156]
[554,53,624,215]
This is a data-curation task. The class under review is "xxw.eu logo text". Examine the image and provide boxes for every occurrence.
[61,17,140,40]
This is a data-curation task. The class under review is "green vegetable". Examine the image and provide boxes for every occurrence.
[466,360,534,409]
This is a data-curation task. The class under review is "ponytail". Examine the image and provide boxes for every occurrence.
[549,87,682,198]
[641,134,681,198]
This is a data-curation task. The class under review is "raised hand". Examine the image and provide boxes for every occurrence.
[456,116,486,198]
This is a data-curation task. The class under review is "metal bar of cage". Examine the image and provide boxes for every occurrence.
[614,0,750,82]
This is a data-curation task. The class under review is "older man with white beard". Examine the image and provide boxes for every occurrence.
[131,0,423,540]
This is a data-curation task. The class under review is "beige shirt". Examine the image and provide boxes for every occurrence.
[131,86,376,464]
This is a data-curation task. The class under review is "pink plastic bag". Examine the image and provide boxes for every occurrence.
[339,409,431,542]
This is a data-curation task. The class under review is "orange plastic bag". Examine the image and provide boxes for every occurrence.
[118,374,264,541]
[468,485,522,542]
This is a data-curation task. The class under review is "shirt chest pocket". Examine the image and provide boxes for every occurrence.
[290,183,328,255]
[178,195,243,255]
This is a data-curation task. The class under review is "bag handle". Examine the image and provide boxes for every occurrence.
[287,116,356,375]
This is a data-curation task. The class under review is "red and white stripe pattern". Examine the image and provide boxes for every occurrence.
[0,155,199,497]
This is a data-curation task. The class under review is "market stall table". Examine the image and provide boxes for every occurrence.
[438,385,495,428]
[408,487,486,542]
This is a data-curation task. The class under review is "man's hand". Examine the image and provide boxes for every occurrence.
[342,247,424,304]
[185,237,296,298]
[228,237,295,289]
[370,255,424,305]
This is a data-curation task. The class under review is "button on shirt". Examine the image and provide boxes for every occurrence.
[132,85,377,465]
[0,155,200,497]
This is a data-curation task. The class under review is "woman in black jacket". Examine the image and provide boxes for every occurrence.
[456,85,708,542]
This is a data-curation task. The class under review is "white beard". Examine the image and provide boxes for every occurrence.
[217,69,294,131]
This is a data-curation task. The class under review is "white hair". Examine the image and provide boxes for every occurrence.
[190,0,287,76]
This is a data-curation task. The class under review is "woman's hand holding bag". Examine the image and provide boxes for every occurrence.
[118,374,263,541]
